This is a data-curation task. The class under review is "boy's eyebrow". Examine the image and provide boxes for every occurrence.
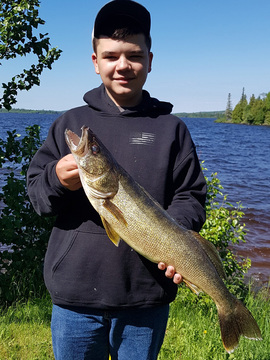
[101,50,145,56]
[101,51,117,57]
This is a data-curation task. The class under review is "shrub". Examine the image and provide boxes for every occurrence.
[0,126,54,305]
[199,166,250,298]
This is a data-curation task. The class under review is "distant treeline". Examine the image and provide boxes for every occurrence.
[219,89,270,126]
[1,108,225,118]
[175,111,224,119]
[6,102,270,125]
[0,108,63,114]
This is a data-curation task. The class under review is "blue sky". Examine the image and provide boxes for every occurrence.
[1,0,270,112]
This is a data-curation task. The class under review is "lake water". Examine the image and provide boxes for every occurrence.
[183,118,270,285]
[0,113,269,284]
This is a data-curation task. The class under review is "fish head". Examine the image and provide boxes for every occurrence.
[65,126,119,199]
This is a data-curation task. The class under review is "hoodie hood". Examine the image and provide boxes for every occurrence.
[83,84,173,117]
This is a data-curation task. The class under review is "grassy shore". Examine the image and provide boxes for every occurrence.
[0,296,54,359]
[0,286,269,359]
[159,286,269,360]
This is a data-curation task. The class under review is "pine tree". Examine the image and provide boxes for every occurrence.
[240,87,247,103]
[262,92,270,125]
[243,94,255,124]
[231,88,248,123]
[226,90,270,125]
[253,97,265,125]
[225,93,233,122]
[249,94,256,107]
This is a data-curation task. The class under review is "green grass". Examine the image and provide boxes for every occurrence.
[0,296,54,359]
[0,287,269,360]
[158,286,270,360]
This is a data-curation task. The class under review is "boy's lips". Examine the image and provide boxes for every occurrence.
[114,77,135,83]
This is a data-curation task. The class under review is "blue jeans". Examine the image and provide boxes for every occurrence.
[51,304,169,360]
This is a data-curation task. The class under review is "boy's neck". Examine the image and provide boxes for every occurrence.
[105,87,143,108]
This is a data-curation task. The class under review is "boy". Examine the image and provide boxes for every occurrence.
[27,1,206,359]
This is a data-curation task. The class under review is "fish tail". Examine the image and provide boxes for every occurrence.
[217,297,262,353]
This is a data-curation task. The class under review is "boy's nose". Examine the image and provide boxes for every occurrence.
[116,56,131,70]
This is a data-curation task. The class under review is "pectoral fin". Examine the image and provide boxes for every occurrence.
[183,279,203,295]
[101,216,121,247]
[102,199,127,226]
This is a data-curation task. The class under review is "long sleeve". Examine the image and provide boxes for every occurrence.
[165,123,207,232]
[27,119,71,216]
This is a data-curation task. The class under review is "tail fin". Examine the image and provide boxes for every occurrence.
[217,297,262,353]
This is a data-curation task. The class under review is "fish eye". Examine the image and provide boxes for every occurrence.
[91,144,100,155]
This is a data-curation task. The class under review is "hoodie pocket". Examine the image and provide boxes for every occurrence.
[51,230,78,274]
[43,227,78,285]
[44,228,117,303]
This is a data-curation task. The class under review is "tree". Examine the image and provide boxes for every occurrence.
[264,112,270,125]
[231,87,247,123]
[231,102,244,123]
[263,92,270,125]
[0,125,55,304]
[249,94,256,108]
[240,87,246,103]
[243,94,255,124]
[222,90,270,125]
[252,97,265,125]
[263,92,270,111]
[0,0,62,110]
[225,93,232,122]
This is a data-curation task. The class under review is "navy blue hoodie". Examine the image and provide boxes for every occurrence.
[27,84,206,309]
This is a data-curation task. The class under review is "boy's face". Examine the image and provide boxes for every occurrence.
[92,34,153,107]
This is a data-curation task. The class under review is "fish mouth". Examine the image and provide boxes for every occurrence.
[65,126,90,156]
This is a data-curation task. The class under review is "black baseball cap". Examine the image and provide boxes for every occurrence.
[93,0,151,39]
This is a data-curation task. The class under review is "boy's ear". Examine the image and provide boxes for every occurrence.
[92,53,100,75]
[148,52,153,73]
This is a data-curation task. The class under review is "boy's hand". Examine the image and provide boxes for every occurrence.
[56,154,82,191]
[158,262,183,284]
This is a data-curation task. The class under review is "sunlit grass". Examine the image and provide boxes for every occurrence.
[0,287,269,359]
[0,296,54,359]
[158,286,270,360]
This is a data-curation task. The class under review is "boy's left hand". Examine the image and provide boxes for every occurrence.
[158,262,183,284]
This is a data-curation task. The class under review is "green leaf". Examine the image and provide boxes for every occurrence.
[0,0,62,110]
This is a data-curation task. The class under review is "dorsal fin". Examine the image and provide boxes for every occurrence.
[192,231,226,280]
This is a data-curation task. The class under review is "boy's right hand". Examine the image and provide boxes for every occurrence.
[158,263,183,284]
[56,154,82,191]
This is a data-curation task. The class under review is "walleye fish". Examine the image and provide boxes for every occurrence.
[65,126,262,353]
